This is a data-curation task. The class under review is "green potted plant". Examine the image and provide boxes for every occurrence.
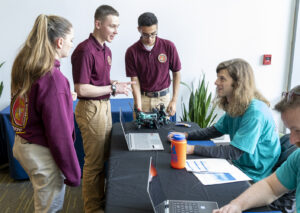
[0,62,4,98]
[180,74,217,128]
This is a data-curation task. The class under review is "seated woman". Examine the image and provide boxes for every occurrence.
[169,58,281,182]
[213,85,300,213]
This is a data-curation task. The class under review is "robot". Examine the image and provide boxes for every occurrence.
[134,103,170,129]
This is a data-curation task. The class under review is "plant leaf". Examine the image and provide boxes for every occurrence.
[180,74,217,128]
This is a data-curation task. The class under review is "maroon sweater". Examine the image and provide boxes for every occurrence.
[11,60,81,186]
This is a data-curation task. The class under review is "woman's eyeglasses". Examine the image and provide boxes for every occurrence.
[282,91,300,103]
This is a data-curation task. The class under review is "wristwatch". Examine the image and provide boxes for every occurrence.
[111,83,116,96]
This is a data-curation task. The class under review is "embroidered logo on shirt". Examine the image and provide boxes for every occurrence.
[158,53,167,63]
[11,95,28,134]
[107,55,112,66]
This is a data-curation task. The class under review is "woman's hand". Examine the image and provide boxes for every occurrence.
[167,132,187,142]
[186,144,195,154]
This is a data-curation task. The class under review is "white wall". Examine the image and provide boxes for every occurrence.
[290,0,300,89]
[0,0,296,131]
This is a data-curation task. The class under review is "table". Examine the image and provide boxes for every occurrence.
[0,98,135,179]
[105,122,270,212]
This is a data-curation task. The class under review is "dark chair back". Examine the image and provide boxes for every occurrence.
[272,134,297,172]
[270,134,297,213]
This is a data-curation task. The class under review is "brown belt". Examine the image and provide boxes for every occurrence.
[141,88,169,98]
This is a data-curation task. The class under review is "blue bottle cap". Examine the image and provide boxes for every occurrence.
[173,134,185,141]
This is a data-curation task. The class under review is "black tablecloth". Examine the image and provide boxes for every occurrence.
[105,122,270,212]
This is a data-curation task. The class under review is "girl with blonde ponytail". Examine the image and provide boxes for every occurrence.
[10,14,81,212]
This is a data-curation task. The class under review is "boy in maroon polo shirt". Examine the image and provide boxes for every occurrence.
[125,12,182,116]
[71,5,133,213]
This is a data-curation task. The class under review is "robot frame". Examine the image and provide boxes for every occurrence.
[134,103,170,129]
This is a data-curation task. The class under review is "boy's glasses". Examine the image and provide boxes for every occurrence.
[282,91,300,103]
[141,32,157,39]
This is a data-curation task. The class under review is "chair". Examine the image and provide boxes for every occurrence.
[272,134,297,172]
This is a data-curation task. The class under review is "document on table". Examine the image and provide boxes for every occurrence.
[211,134,231,144]
[185,158,251,185]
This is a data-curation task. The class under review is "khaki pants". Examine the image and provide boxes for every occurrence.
[141,93,170,112]
[75,100,112,213]
[13,135,65,213]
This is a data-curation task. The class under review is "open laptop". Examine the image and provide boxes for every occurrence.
[147,157,219,213]
[119,109,164,151]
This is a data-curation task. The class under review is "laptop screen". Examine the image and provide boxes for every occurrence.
[119,108,127,137]
[147,157,167,208]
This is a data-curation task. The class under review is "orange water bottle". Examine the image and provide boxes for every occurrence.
[171,133,187,169]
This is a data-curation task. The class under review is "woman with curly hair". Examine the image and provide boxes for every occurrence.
[169,58,281,182]
[214,85,300,213]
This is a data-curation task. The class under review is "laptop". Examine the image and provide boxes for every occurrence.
[119,109,164,151]
[147,157,219,213]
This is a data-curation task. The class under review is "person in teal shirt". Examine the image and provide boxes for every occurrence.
[213,98,280,182]
[169,58,281,182]
[213,85,300,213]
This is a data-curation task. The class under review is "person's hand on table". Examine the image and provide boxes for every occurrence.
[167,132,188,142]
[186,144,195,154]
[212,203,242,213]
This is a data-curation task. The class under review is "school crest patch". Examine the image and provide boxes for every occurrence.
[107,55,112,66]
[158,53,167,63]
[11,95,28,133]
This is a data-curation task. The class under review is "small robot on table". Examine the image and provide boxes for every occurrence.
[134,103,170,129]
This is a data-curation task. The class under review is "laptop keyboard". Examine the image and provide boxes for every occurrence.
[130,133,163,150]
[172,201,200,213]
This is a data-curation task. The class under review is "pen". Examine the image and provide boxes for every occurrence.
[175,122,191,127]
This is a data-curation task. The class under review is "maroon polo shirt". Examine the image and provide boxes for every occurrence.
[125,36,181,92]
[72,34,111,100]
[10,60,81,186]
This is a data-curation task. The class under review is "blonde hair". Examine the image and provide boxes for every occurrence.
[11,14,72,96]
[215,58,270,117]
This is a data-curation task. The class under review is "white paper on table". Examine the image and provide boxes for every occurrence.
[211,134,231,144]
[186,158,236,173]
[193,169,251,185]
[185,158,251,185]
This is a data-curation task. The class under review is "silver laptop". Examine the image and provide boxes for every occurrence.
[119,109,164,151]
[147,157,219,213]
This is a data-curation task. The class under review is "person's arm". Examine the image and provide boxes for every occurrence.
[75,83,112,98]
[169,127,241,160]
[37,80,81,186]
[167,127,222,142]
[187,126,223,140]
[213,173,289,213]
[75,82,134,98]
[131,77,142,109]
[167,71,181,116]
[189,144,244,160]
[110,80,118,85]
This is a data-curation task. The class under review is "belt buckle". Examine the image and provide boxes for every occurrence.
[149,92,156,97]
